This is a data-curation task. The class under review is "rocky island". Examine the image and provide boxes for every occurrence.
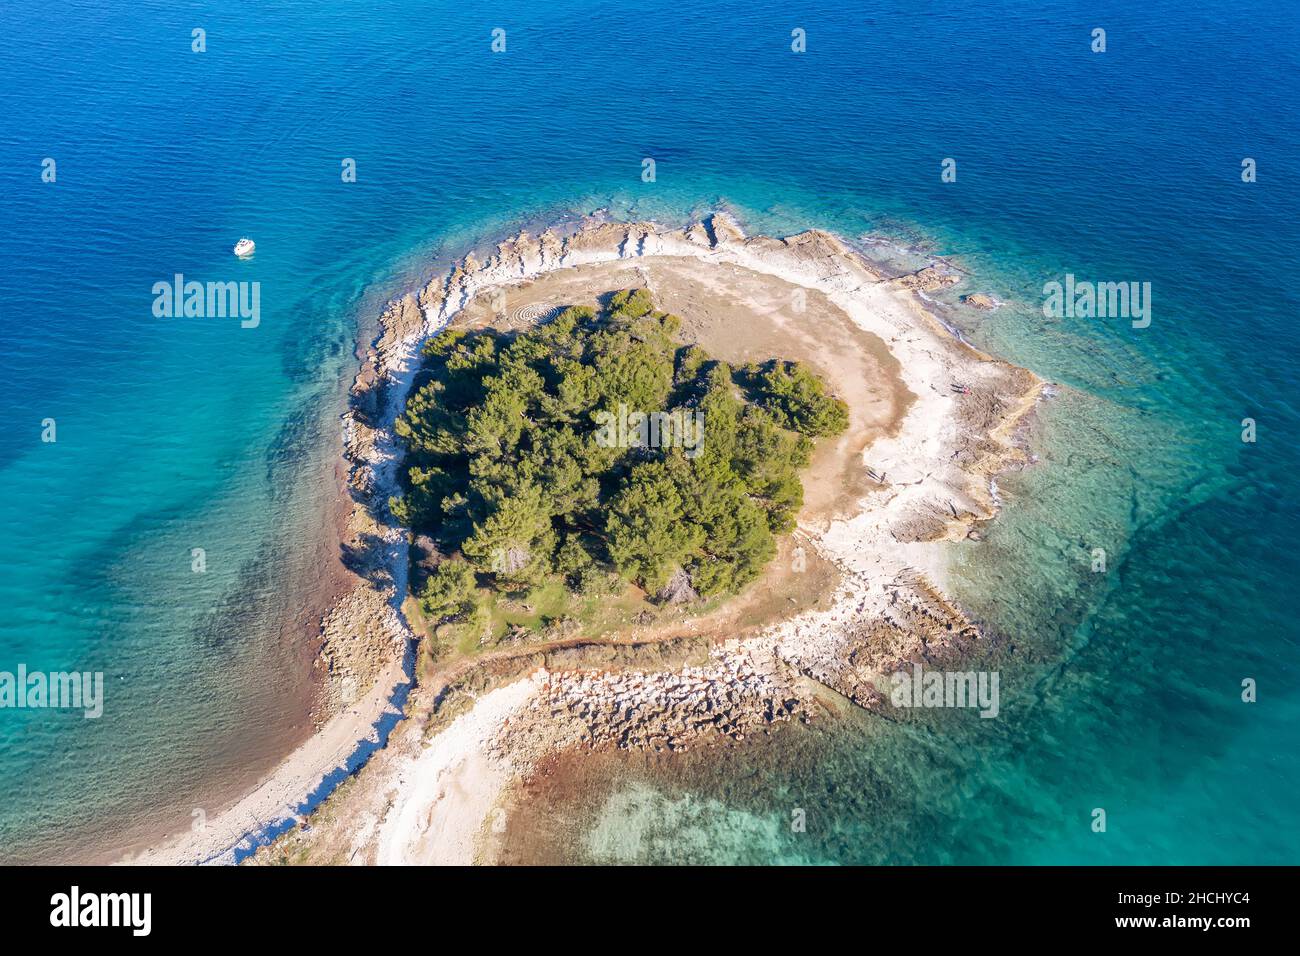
[134,213,1041,866]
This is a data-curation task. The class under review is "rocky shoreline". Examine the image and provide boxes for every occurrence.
[503,651,806,760]
[142,210,1043,866]
[406,214,1042,852]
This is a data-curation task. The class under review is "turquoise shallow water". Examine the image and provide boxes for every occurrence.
[0,0,1296,862]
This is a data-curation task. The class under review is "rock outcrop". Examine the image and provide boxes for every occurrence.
[496,650,804,761]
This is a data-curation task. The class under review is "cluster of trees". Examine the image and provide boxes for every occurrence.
[390,288,849,626]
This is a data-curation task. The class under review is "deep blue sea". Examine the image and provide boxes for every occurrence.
[0,0,1296,863]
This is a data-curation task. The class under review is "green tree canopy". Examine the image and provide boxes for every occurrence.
[419,558,478,623]
[391,289,848,606]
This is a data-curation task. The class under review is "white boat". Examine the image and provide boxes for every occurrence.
[233,237,255,257]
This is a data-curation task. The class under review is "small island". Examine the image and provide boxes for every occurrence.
[391,287,848,657]
[140,214,1041,866]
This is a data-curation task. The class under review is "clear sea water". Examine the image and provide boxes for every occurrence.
[0,0,1296,863]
